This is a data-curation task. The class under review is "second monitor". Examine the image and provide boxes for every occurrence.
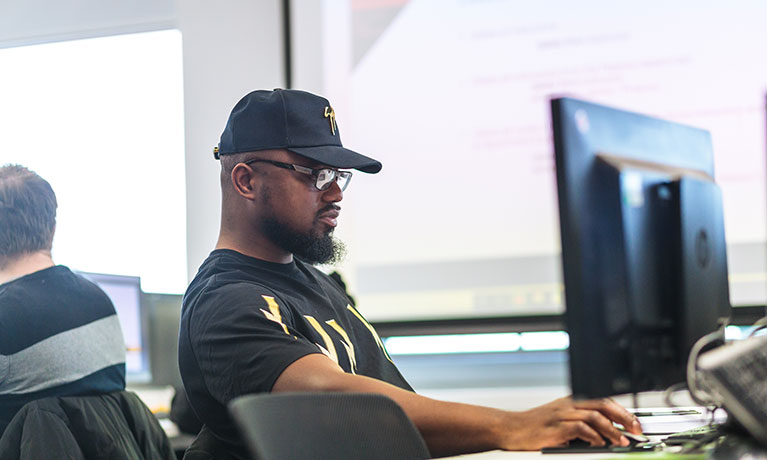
[551,97,731,399]
[80,272,151,384]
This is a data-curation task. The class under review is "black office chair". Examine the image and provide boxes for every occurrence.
[228,392,431,460]
[0,391,175,460]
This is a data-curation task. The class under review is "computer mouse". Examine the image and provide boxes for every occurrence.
[622,431,650,444]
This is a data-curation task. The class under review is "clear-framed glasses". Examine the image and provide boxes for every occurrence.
[243,159,353,191]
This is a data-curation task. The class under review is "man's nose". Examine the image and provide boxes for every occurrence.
[321,180,343,203]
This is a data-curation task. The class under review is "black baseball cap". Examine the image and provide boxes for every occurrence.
[214,89,382,174]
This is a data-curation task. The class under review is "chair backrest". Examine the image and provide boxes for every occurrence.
[228,392,431,460]
[0,391,175,460]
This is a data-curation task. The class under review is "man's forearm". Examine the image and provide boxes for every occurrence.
[272,353,514,457]
[273,354,640,456]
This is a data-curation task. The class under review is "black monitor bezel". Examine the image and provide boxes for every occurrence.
[551,97,729,398]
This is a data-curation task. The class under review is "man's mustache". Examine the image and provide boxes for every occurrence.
[317,204,341,217]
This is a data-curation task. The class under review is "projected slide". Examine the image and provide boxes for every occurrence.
[301,0,767,321]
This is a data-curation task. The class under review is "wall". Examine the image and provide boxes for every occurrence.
[0,0,174,48]
[174,0,286,280]
[0,0,287,283]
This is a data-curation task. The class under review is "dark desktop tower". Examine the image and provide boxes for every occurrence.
[673,178,730,368]
[551,98,731,399]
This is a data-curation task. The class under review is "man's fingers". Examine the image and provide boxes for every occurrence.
[561,421,605,446]
[563,409,628,446]
[573,398,643,434]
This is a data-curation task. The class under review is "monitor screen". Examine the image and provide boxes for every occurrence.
[79,272,151,384]
[551,97,731,398]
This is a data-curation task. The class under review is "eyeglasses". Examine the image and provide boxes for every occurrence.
[243,159,353,192]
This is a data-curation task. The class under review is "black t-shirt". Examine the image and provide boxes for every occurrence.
[178,249,412,458]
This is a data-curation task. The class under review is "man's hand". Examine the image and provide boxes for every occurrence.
[500,397,643,451]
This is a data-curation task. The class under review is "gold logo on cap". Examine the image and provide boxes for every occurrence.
[324,106,337,135]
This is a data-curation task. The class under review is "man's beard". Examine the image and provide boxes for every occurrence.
[261,213,346,266]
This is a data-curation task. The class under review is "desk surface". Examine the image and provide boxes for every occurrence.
[451,441,667,459]
[453,452,618,459]
[448,433,767,459]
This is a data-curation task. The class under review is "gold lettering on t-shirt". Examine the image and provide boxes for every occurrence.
[304,315,339,365]
[347,305,393,363]
[260,296,290,335]
[326,319,357,374]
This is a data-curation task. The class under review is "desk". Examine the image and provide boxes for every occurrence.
[454,452,618,459]
[447,433,767,459]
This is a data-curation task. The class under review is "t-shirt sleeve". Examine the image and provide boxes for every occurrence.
[187,282,322,404]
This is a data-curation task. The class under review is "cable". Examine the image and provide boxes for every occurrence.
[747,316,767,338]
[662,382,688,408]
[686,327,726,407]
[709,406,725,426]
[665,320,729,408]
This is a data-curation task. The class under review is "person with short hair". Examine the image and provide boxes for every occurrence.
[0,164,126,436]
[178,89,643,459]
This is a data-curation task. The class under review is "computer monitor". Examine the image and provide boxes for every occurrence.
[79,272,151,383]
[551,97,732,399]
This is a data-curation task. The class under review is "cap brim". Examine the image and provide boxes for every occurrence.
[288,145,382,173]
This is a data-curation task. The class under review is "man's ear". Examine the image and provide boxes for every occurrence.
[231,163,258,200]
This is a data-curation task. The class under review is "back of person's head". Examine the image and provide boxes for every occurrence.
[0,164,58,265]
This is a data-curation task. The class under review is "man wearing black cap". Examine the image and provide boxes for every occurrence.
[178,89,642,459]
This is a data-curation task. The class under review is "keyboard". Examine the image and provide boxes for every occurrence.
[698,335,767,447]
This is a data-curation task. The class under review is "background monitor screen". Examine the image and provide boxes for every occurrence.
[80,272,151,384]
[552,97,731,398]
